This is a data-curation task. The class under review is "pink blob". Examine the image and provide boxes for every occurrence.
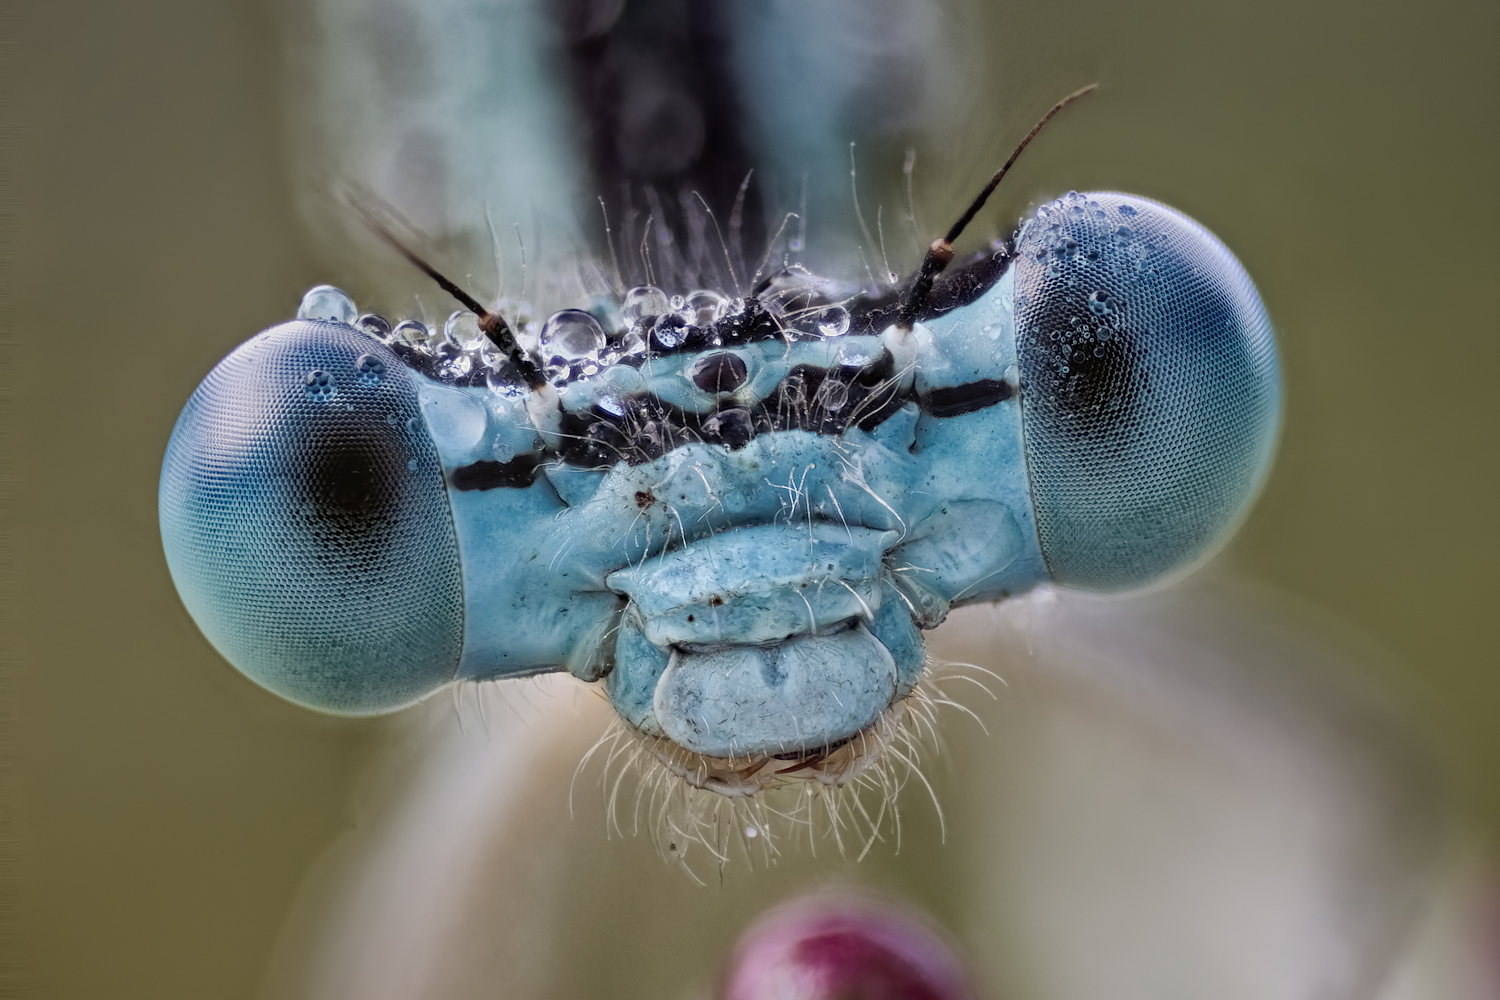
[719,894,973,1000]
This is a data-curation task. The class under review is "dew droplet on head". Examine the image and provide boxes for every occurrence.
[355,313,391,340]
[816,305,850,338]
[444,311,484,351]
[391,320,430,351]
[297,285,357,324]
[620,285,671,327]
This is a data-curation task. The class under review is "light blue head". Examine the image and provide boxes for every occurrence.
[160,191,1278,783]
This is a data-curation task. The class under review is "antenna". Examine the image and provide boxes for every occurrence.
[350,200,547,389]
[898,83,1097,330]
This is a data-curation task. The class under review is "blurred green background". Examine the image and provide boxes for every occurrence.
[12,0,1498,996]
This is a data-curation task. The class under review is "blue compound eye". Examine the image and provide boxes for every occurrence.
[1013,192,1281,590]
[159,320,464,713]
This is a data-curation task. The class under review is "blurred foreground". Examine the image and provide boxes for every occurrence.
[259,580,1496,999]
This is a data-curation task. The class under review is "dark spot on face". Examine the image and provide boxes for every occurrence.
[709,594,724,607]
[687,614,695,622]
[690,351,748,393]
[922,378,1016,417]
[450,456,542,491]
[635,489,655,508]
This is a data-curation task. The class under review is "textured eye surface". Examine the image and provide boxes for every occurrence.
[1014,192,1280,590]
[159,320,463,713]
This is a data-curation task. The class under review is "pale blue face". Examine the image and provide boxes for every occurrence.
[160,187,1279,781]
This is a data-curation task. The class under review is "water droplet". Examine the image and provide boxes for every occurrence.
[595,390,628,417]
[788,237,804,251]
[485,361,527,398]
[1118,203,1138,217]
[355,313,391,340]
[491,437,515,463]
[680,289,729,327]
[814,379,849,413]
[391,320,430,351]
[1113,225,1133,245]
[745,825,758,838]
[1088,289,1115,316]
[616,327,648,358]
[539,310,606,364]
[444,310,484,350]
[407,459,418,471]
[620,285,671,327]
[355,354,386,385]
[836,341,878,369]
[816,306,850,338]
[303,369,335,400]
[438,353,472,378]
[297,285,357,324]
[385,413,398,425]
[651,315,689,349]
[1060,236,1079,258]
[1068,203,1086,220]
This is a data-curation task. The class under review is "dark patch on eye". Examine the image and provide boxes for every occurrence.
[708,594,724,607]
[300,424,404,535]
[922,379,1016,418]
[450,456,542,491]
[690,351,748,393]
[686,614,695,622]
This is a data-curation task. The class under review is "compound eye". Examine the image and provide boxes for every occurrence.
[1014,192,1280,590]
[159,320,464,713]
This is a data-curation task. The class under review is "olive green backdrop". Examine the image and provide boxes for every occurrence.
[12,0,1498,997]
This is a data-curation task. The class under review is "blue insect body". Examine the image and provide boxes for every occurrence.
[159,189,1279,790]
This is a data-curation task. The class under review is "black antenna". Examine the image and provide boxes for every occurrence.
[351,201,548,389]
[898,83,1097,330]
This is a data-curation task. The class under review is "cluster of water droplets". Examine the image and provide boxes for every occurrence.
[296,268,858,398]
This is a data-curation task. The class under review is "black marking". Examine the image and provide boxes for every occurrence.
[553,351,903,469]
[923,379,1016,418]
[690,351,748,393]
[634,490,655,508]
[450,456,542,492]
